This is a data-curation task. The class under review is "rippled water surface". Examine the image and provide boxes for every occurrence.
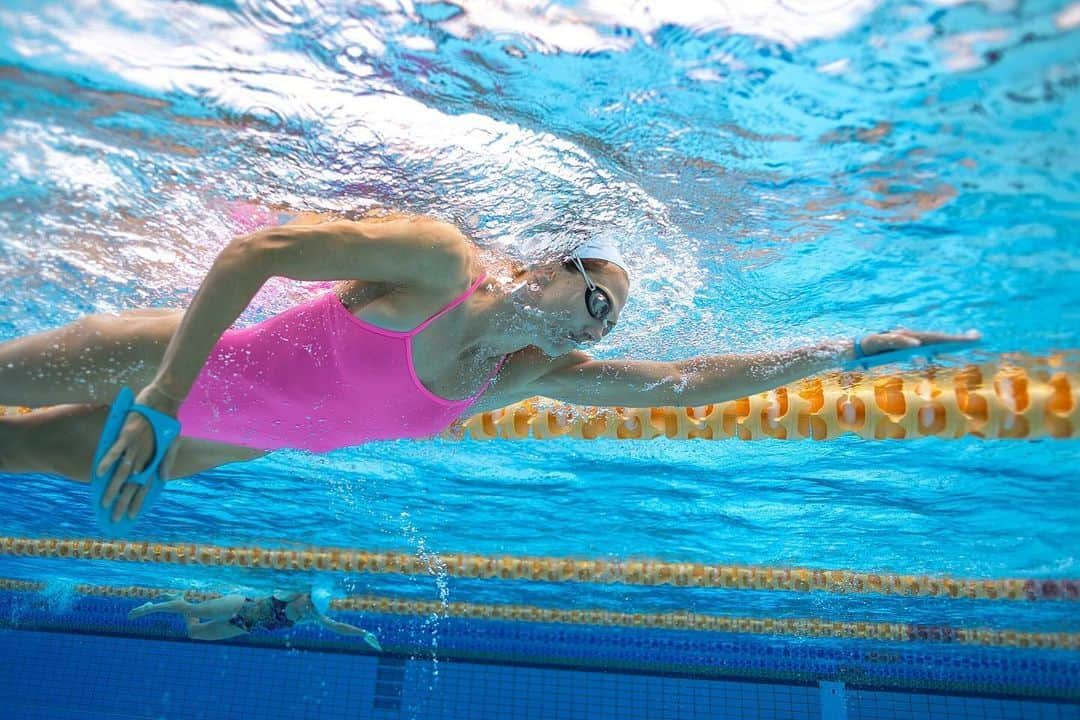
[0,0,1078,637]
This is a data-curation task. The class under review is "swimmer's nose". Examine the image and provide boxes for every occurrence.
[583,326,603,342]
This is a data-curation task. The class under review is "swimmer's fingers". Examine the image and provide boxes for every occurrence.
[97,426,134,486]
[100,414,155,509]
[124,429,181,519]
[128,441,178,519]
[128,478,154,519]
[112,483,140,523]
[101,449,133,508]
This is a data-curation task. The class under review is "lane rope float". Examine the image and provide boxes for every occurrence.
[1,537,1076,601]
[451,357,1079,441]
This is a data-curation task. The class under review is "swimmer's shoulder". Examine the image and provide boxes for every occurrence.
[360,213,477,292]
[264,209,476,291]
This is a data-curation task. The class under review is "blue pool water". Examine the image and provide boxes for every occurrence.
[1,0,1079,718]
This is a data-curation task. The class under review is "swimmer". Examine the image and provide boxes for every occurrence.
[127,589,381,647]
[0,212,979,526]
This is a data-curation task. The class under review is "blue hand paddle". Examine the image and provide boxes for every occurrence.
[90,387,181,535]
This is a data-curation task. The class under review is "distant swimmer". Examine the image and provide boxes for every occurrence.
[0,210,979,530]
[127,588,380,647]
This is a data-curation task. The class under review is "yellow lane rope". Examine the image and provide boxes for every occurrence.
[451,357,1079,440]
[2,356,1077,440]
[343,597,1079,650]
[2,537,1076,601]
[0,578,1075,650]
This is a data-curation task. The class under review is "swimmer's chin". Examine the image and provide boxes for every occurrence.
[538,335,579,356]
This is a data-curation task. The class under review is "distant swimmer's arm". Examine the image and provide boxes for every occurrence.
[313,614,382,649]
[523,330,979,408]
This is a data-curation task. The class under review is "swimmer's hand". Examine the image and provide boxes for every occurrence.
[852,328,981,360]
[97,384,182,522]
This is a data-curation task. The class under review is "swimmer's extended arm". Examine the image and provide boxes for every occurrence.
[523,330,976,408]
[525,341,856,408]
[313,614,382,649]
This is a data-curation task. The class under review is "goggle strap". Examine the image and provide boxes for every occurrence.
[571,255,597,291]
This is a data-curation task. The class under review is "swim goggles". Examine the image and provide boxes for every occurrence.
[569,254,614,321]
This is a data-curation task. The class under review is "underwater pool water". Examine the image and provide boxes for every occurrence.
[0,0,1078,718]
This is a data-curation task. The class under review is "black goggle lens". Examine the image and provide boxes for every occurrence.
[586,287,612,321]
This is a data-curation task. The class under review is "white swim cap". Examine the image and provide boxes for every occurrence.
[571,234,629,278]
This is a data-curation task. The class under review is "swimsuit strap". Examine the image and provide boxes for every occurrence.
[407,273,488,337]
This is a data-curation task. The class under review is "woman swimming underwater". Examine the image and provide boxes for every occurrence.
[0,212,978,527]
[128,588,380,647]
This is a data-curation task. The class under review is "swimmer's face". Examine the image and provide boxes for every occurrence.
[532,259,629,355]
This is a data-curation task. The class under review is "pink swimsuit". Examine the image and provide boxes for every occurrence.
[177,274,504,452]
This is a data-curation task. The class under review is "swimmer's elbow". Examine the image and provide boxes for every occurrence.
[217,230,289,283]
[620,361,689,407]
[658,362,693,405]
